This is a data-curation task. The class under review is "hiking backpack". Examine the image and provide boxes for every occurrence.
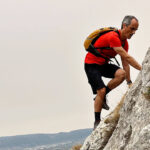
[84,27,120,65]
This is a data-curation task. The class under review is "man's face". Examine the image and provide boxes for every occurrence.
[123,19,139,39]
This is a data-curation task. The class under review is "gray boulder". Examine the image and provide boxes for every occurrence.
[81,48,150,150]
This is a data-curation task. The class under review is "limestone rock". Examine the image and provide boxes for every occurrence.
[81,48,150,150]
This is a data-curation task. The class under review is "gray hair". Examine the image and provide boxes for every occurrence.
[121,15,138,29]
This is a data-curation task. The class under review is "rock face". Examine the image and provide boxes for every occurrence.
[81,48,150,150]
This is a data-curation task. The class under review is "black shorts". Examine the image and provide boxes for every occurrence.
[84,63,120,94]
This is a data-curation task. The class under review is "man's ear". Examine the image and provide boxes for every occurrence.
[122,23,127,29]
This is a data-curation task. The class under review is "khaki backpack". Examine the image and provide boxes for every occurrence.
[84,27,120,65]
[84,27,118,50]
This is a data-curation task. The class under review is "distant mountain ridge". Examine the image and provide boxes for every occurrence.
[0,128,92,150]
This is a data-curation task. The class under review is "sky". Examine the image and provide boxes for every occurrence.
[0,0,150,136]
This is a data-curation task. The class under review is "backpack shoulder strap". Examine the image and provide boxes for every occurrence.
[91,27,118,46]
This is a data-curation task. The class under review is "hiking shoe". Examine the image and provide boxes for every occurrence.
[102,96,110,110]
[93,120,101,130]
[93,96,110,110]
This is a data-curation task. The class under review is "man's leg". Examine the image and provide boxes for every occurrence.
[84,64,106,129]
[102,69,126,110]
[94,88,106,112]
[94,68,126,129]
[107,69,126,90]
[94,87,106,129]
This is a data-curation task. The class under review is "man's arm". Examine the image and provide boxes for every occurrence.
[113,47,141,70]
[121,56,131,83]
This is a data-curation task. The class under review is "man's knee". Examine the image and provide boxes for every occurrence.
[115,69,126,80]
[97,87,106,96]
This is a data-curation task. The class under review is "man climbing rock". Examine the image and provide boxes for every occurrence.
[84,15,141,129]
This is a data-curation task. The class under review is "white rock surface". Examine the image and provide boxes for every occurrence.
[81,48,150,150]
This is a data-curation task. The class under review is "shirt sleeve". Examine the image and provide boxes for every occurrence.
[109,32,122,48]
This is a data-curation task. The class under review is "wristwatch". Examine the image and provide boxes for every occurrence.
[127,80,132,85]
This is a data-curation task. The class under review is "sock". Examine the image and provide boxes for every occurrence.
[95,112,101,121]
[106,86,111,95]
